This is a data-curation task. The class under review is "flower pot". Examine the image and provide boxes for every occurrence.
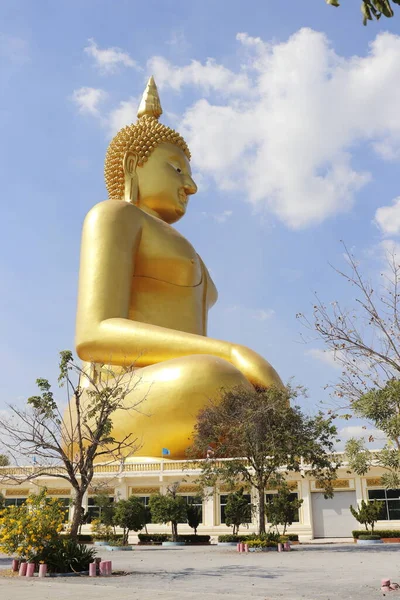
[162,541,185,546]
[217,542,237,546]
[248,546,277,552]
[357,539,383,545]
[94,541,110,546]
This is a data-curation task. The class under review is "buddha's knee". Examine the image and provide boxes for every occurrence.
[178,354,252,393]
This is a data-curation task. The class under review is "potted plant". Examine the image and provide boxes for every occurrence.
[350,500,383,544]
[149,484,187,545]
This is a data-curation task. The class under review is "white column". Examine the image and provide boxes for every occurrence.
[203,488,215,527]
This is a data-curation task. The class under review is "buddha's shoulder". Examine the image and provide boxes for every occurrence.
[84,200,145,227]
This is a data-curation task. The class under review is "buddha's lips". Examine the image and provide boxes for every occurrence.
[178,192,187,206]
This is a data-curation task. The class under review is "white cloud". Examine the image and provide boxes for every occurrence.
[75,30,400,230]
[252,309,275,321]
[107,97,139,136]
[84,38,140,74]
[202,209,233,223]
[307,348,341,370]
[375,197,400,236]
[336,425,385,451]
[0,33,29,65]
[169,30,400,229]
[147,55,251,95]
[72,87,107,116]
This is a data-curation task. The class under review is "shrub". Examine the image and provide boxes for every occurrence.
[138,533,169,544]
[350,500,383,532]
[186,504,202,535]
[0,490,65,560]
[177,535,210,544]
[33,538,97,573]
[218,534,241,543]
[358,534,381,540]
[352,529,400,539]
[224,489,253,535]
[91,519,114,541]
[246,539,278,549]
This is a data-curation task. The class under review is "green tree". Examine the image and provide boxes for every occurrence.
[345,380,400,488]
[350,499,383,532]
[265,483,304,535]
[186,503,202,535]
[93,492,115,528]
[0,455,10,467]
[0,351,144,539]
[189,385,338,535]
[113,496,147,545]
[326,0,400,25]
[149,484,187,542]
[224,488,252,535]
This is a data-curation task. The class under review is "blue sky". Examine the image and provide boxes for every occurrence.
[1,0,400,447]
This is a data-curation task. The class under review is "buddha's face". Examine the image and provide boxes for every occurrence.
[136,142,197,224]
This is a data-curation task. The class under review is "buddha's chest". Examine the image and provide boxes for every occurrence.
[134,218,202,287]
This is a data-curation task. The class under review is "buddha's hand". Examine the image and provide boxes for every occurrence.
[229,344,283,390]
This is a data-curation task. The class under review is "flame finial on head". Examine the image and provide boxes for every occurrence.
[137,76,162,119]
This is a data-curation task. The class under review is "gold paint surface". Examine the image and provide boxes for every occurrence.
[366,477,382,487]
[74,77,282,460]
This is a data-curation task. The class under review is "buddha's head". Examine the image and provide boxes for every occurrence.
[104,77,197,224]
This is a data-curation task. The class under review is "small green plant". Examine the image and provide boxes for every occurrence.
[358,534,381,540]
[246,539,278,549]
[352,529,400,539]
[350,500,383,532]
[33,538,97,573]
[138,533,169,543]
[91,518,114,541]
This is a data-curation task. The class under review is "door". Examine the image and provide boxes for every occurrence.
[311,491,358,538]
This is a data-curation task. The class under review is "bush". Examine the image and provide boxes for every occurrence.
[0,490,65,560]
[91,519,114,541]
[113,497,147,545]
[358,534,381,540]
[138,534,169,543]
[286,534,299,541]
[32,538,97,573]
[177,535,210,544]
[218,534,241,543]
[352,529,400,539]
[246,539,278,549]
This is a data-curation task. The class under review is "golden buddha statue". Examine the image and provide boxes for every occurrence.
[75,77,282,459]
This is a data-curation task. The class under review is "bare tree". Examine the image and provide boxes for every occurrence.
[298,245,400,487]
[0,350,146,537]
[298,244,400,405]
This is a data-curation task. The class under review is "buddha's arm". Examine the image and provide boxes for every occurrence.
[75,200,232,368]
[76,201,282,388]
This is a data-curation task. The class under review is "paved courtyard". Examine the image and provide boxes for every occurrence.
[1,543,399,600]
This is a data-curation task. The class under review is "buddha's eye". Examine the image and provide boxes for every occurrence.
[170,163,183,174]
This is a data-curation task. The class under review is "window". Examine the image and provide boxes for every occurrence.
[368,489,400,520]
[136,496,150,508]
[265,492,301,523]
[4,497,27,507]
[219,494,252,525]
[87,496,114,522]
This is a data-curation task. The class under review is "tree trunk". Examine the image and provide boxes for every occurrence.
[172,521,178,542]
[70,490,85,539]
[257,486,266,535]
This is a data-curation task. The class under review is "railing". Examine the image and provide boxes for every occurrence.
[0,451,358,478]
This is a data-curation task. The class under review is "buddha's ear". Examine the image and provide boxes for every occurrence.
[123,151,139,204]
[123,150,138,176]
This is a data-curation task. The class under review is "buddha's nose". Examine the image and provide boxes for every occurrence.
[183,175,197,196]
